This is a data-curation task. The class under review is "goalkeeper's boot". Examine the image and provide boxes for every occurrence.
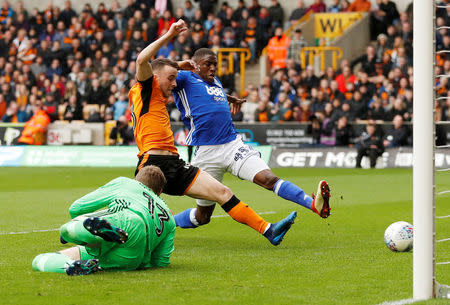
[66,259,101,276]
[311,180,331,218]
[263,211,297,246]
[83,217,128,244]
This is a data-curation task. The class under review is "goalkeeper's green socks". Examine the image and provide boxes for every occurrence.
[32,252,74,273]
[60,219,103,245]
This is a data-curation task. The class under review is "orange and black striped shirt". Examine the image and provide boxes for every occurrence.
[129,75,178,157]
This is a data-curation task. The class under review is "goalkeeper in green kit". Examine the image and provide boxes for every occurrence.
[32,166,176,275]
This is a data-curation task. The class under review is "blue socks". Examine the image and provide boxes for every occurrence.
[273,179,313,210]
[174,208,199,228]
[175,180,312,228]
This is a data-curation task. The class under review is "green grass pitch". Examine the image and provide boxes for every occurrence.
[1,167,449,305]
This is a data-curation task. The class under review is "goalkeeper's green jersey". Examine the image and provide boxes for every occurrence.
[69,177,175,268]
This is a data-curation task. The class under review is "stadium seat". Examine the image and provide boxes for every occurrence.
[83,105,100,120]
[58,104,67,121]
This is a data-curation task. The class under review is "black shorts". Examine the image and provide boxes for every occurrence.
[135,154,200,196]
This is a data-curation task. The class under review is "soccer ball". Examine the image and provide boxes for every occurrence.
[384,221,413,252]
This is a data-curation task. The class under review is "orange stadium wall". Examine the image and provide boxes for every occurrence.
[19,0,412,18]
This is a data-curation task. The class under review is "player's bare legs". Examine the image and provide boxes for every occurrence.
[253,169,331,218]
[57,247,101,276]
[186,170,234,206]
[195,205,216,225]
[186,170,268,231]
[59,247,81,260]
[61,246,101,276]
[33,214,128,275]
[32,244,100,275]
[177,170,297,245]
[253,169,279,189]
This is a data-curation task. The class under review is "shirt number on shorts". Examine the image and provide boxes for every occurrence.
[143,192,170,237]
[234,147,249,161]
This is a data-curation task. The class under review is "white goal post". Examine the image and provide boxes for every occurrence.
[413,0,450,300]
[413,0,435,300]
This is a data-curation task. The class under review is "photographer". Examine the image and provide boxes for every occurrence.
[383,114,410,148]
[109,115,134,146]
[355,122,384,168]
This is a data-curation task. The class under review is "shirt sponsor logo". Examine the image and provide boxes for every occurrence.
[273,149,450,168]
[205,85,227,102]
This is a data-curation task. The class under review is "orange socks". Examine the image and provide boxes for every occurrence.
[221,195,269,234]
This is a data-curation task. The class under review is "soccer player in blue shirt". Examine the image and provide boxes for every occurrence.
[131,20,297,246]
[173,48,331,229]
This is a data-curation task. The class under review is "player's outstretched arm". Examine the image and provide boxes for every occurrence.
[136,19,188,82]
[226,94,246,115]
[68,181,119,218]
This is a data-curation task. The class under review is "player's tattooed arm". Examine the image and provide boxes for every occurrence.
[226,94,246,115]
[136,19,188,81]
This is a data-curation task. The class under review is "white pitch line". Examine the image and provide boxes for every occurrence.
[437,238,450,243]
[211,211,276,218]
[0,228,60,235]
[436,168,450,172]
[377,298,417,305]
[437,190,450,195]
[437,261,450,265]
[437,215,450,219]
[0,211,278,235]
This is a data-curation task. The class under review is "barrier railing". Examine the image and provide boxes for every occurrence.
[260,11,313,81]
[261,10,313,57]
[1,121,450,148]
[212,48,251,97]
[300,46,343,71]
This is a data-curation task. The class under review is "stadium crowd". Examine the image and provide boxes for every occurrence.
[0,0,449,147]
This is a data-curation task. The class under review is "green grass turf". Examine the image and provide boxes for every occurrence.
[0,167,449,305]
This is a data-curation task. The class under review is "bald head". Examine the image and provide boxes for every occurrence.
[193,48,216,61]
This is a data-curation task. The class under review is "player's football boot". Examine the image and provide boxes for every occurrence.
[311,180,331,218]
[83,217,128,244]
[66,259,101,276]
[60,236,68,244]
[263,211,297,246]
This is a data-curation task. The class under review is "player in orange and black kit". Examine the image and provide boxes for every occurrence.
[130,20,297,246]
[130,60,199,195]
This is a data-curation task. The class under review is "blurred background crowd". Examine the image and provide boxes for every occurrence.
[0,0,449,147]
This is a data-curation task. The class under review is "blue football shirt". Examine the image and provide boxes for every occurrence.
[173,71,237,145]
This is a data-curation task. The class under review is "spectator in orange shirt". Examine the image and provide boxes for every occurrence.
[17,40,37,65]
[255,99,272,122]
[348,0,371,12]
[267,27,290,71]
[2,102,19,122]
[241,16,258,62]
[17,99,50,145]
[335,66,356,93]
[0,94,6,118]
[15,84,28,108]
